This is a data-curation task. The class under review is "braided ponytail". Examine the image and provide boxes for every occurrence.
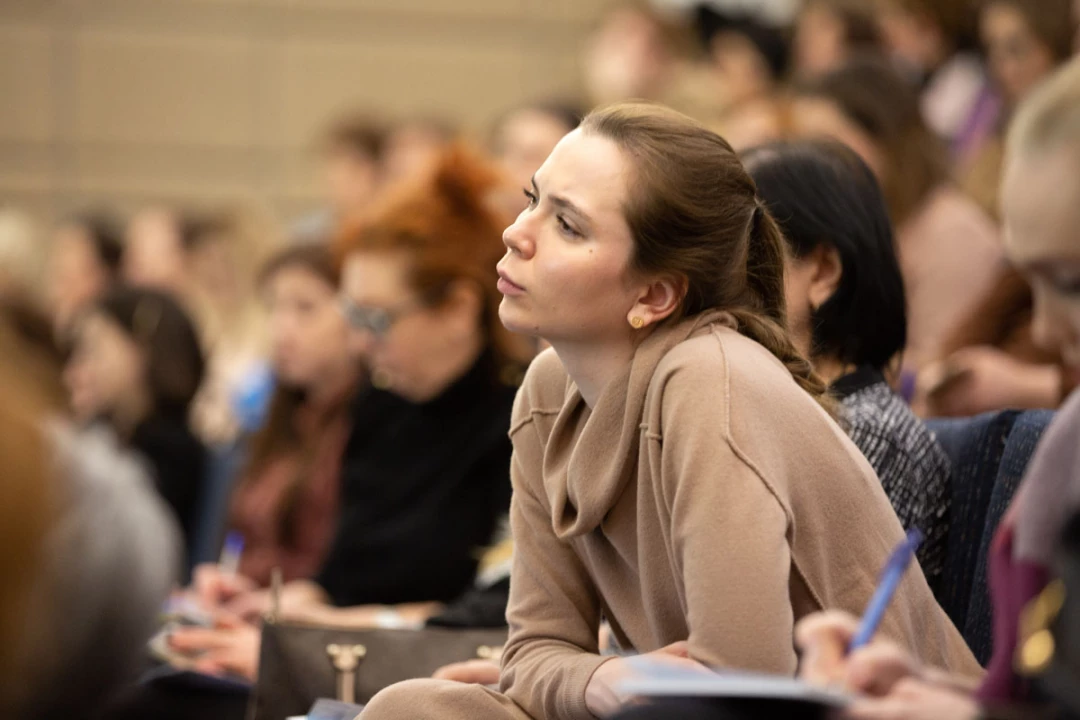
[729,203,837,415]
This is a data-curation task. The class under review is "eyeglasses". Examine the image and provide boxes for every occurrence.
[339,295,423,339]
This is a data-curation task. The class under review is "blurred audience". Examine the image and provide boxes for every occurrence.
[582,1,682,107]
[46,212,124,338]
[197,245,359,591]
[489,101,583,201]
[168,146,531,679]
[792,0,883,79]
[746,139,950,592]
[694,3,789,113]
[381,116,457,186]
[0,308,180,720]
[792,57,1002,375]
[877,0,996,162]
[797,54,1080,720]
[64,287,207,555]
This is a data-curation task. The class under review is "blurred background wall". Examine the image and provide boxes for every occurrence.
[0,0,611,221]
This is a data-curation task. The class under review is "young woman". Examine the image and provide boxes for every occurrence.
[743,139,950,592]
[46,212,124,337]
[359,104,979,720]
[64,286,207,552]
[193,244,360,594]
[791,58,1002,375]
[796,55,1080,720]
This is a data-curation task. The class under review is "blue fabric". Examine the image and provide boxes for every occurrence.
[188,442,246,572]
[925,410,1054,665]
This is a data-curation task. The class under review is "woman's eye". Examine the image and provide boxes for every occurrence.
[523,189,538,208]
[557,215,579,237]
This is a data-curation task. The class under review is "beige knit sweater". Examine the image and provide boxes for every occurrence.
[361,311,980,720]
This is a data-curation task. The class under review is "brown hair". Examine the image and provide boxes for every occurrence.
[240,245,343,540]
[0,320,52,708]
[806,0,884,54]
[981,0,1077,63]
[796,56,949,225]
[893,0,977,48]
[335,144,534,378]
[580,103,831,409]
[323,112,388,161]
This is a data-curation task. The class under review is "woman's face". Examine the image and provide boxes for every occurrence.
[124,208,187,292]
[498,129,645,345]
[48,225,109,332]
[65,311,145,420]
[493,109,573,203]
[981,2,1058,107]
[794,4,850,79]
[789,96,886,180]
[264,266,349,389]
[1002,148,1080,379]
[340,250,483,402]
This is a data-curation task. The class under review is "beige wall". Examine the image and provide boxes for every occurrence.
[0,0,611,224]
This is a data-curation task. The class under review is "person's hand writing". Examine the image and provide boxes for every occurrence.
[192,562,257,612]
[585,641,710,718]
[842,678,980,720]
[168,612,261,682]
[795,611,923,697]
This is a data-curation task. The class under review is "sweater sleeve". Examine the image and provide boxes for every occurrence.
[656,364,799,675]
[499,451,611,720]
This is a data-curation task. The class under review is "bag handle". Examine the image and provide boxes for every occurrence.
[326,644,368,704]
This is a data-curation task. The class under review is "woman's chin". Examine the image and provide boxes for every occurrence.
[498,301,535,336]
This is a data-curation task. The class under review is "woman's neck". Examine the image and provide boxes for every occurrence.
[111,388,153,440]
[307,360,361,408]
[812,355,858,388]
[550,333,642,408]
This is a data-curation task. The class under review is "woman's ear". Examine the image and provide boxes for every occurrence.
[807,244,842,311]
[627,274,686,328]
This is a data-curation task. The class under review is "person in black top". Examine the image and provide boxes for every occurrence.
[743,139,951,592]
[65,286,207,556]
[168,145,534,679]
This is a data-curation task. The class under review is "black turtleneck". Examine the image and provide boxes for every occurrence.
[315,352,517,608]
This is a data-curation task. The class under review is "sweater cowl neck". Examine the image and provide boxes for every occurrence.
[543,309,736,539]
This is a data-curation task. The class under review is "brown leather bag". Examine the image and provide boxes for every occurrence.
[248,616,506,720]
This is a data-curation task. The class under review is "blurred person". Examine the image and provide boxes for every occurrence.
[582,1,681,107]
[0,308,181,720]
[123,205,189,294]
[168,146,531,679]
[961,0,1077,216]
[694,3,789,112]
[191,244,360,594]
[793,0,884,79]
[65,286,207,554]
[489,101,583,205]
[292,112,388,245]
[791,57,1002,374]
[46,212,124,338]
[183,206,280,443]
[380,116,457,186]
[796,55,1080,718]
[357,104,977,720]
[713,94,787,151]
[877,0,998,161]
[0,207,45,307]
[744,139,950,592]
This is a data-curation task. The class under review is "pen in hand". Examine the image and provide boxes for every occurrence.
[849,529,923,652]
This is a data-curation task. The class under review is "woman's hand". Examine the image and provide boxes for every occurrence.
[841,678,980,720]
[167,612,261,682]
[585,641,710,717]
[916,347,1061,417]
[795,611,924,697]
[191,563,258,612]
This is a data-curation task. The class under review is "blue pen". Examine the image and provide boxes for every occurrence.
[849,529,924,651]
[219,531,245,578]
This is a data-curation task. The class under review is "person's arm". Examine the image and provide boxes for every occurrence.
[656,367,798,673]
[498,453,611,720]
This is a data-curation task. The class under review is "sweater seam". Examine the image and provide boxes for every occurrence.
[509,407,561,437]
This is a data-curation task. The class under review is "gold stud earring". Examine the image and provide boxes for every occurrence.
[630,316,645,329]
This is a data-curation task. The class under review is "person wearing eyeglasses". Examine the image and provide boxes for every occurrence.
[166,146,533,680]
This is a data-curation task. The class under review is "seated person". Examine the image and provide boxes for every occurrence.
[357,103,978,720]
[744,139,951,591]
[797,55,1080,719]
[168,146,533,679]
[64,286,208,554]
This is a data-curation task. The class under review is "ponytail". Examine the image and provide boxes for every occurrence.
[730,203,837,416]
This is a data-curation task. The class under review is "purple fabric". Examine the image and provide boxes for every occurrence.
[976,521,1051,704]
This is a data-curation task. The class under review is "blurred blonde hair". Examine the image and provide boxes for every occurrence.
[0,208,45,305]
[1007,54,1080,158]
